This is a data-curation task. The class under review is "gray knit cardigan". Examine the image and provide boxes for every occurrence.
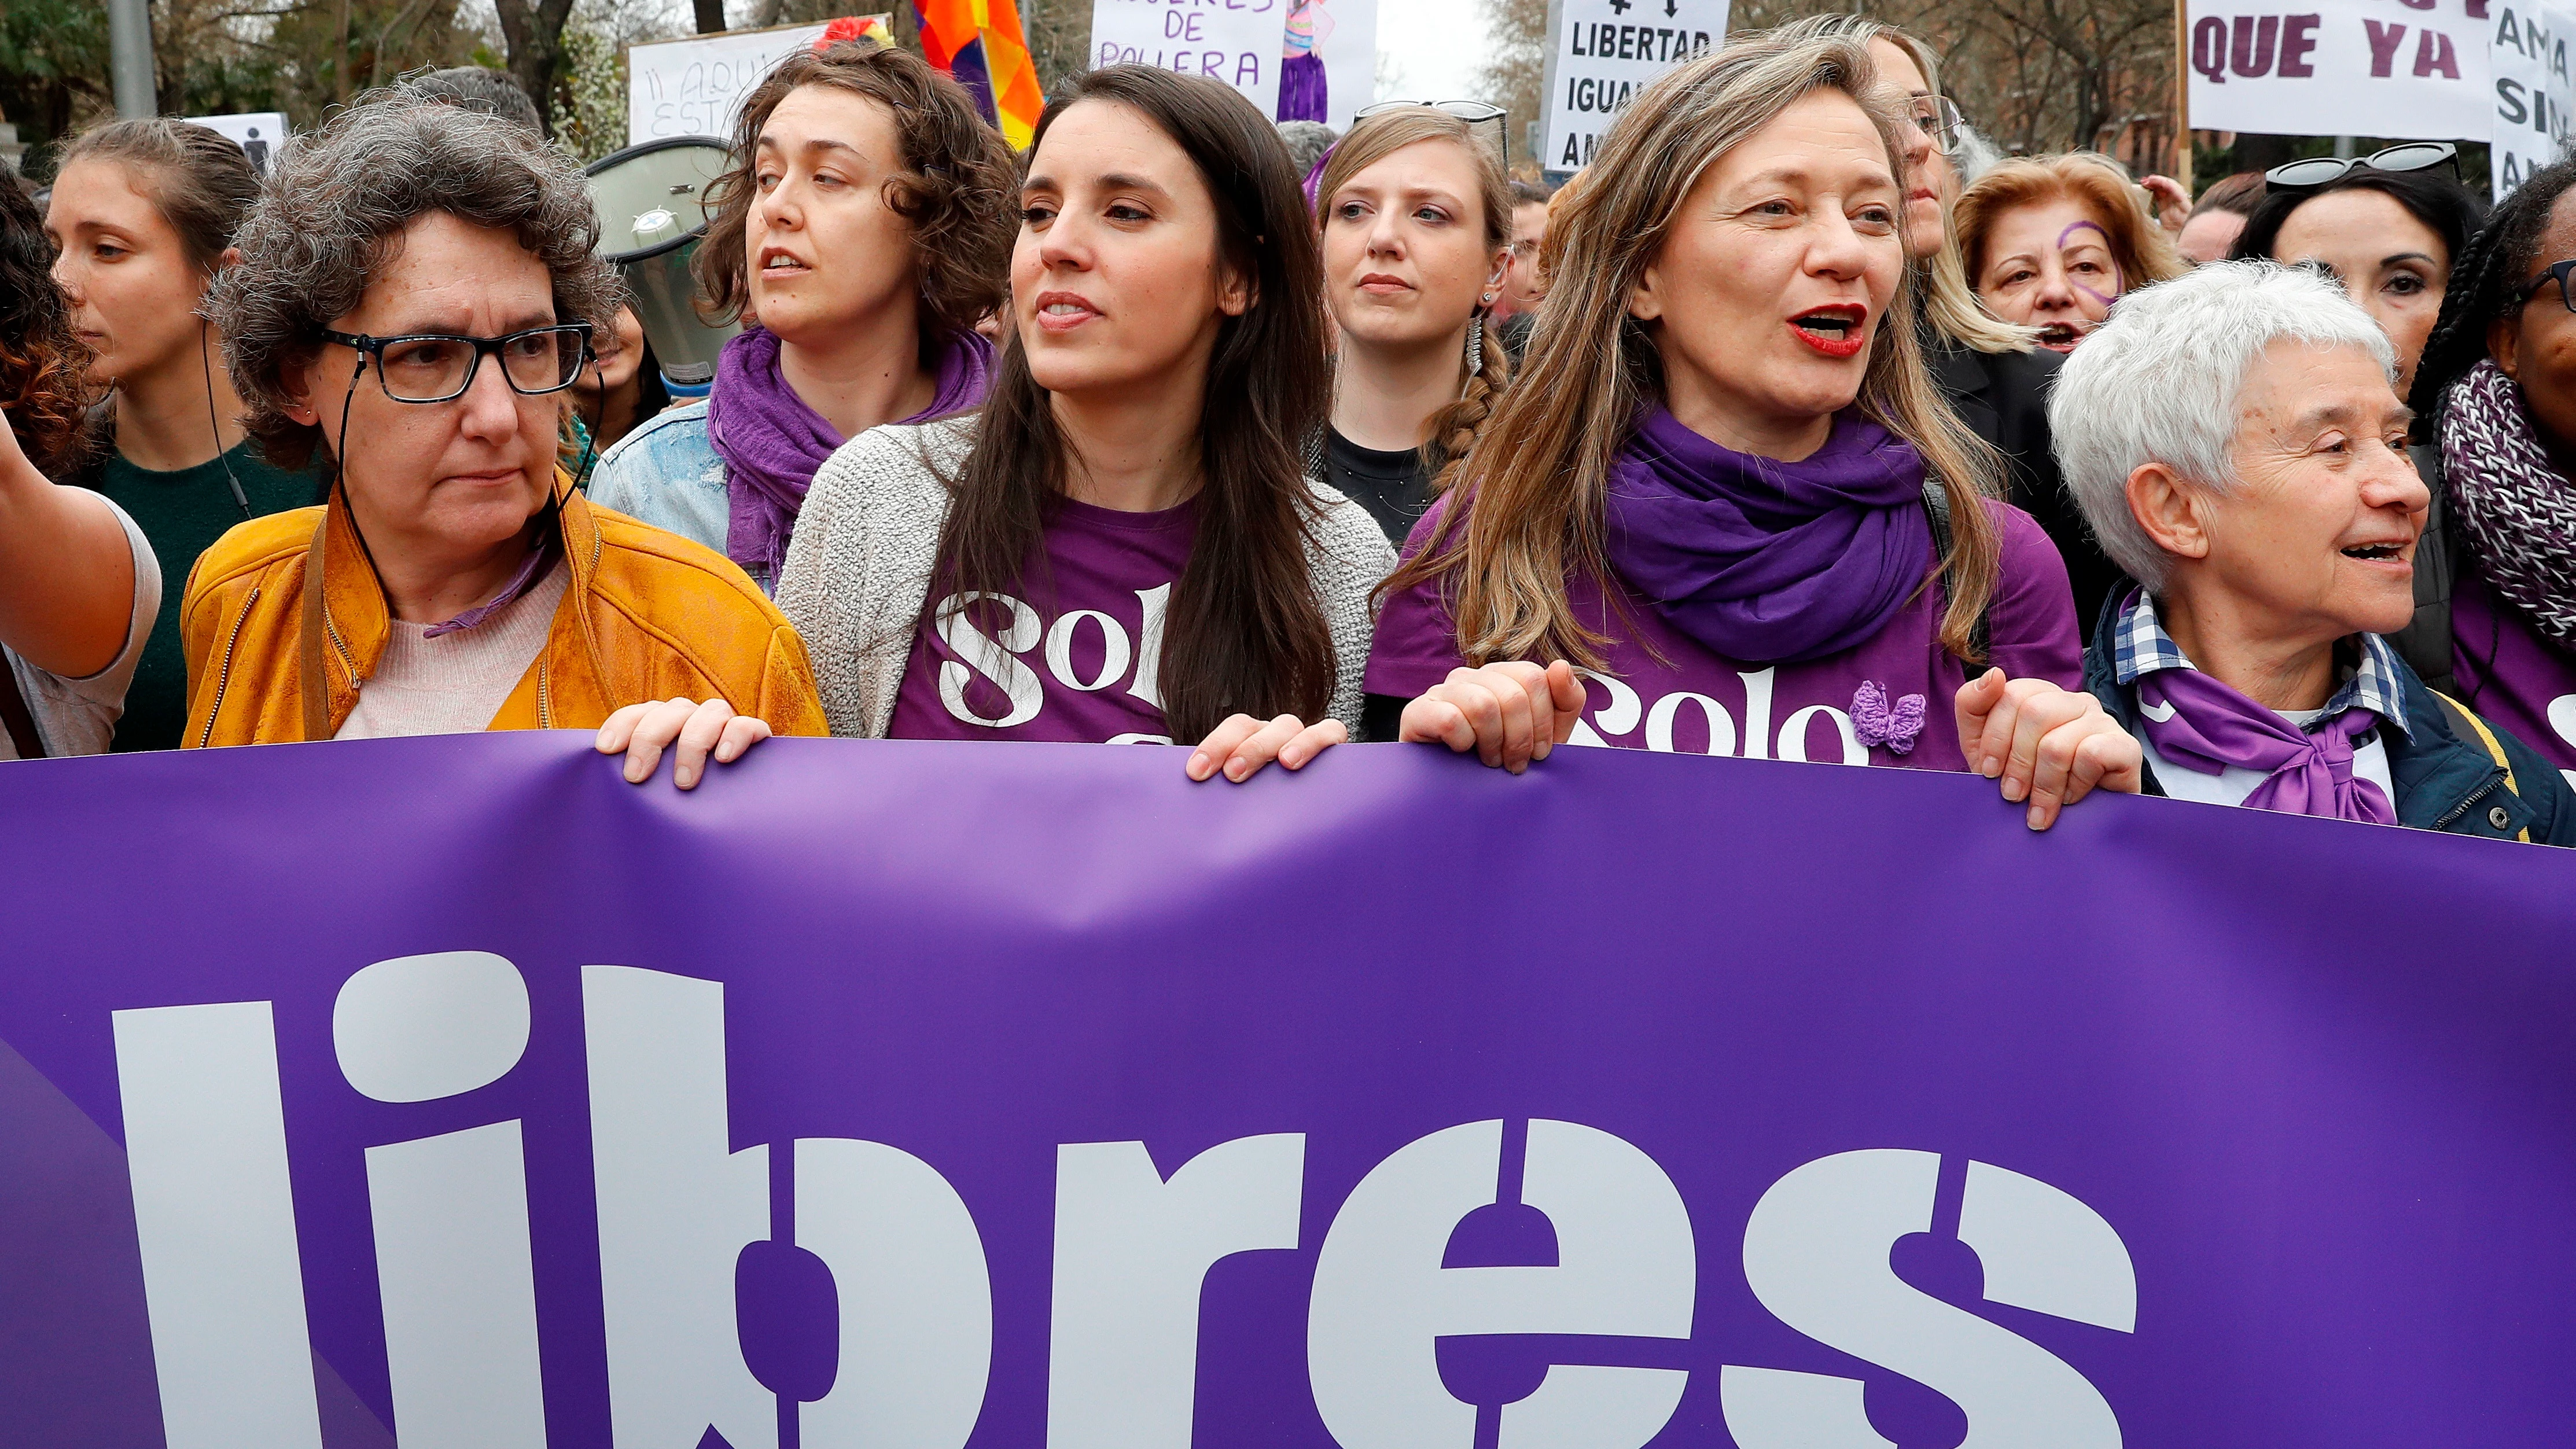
[774,416,1399,740]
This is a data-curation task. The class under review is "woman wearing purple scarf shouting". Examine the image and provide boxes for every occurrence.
[776,67,1396,784]
[2060,261,2573,841]
[1364,31,2135,830]
[588,41,1014,592]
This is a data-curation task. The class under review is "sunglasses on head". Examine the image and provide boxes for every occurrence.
[2264,142,2457,193]
[1353,100,1510,164]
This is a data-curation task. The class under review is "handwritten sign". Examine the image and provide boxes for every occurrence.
[2186,0,2490,139]
[626,22,829,145]
[1540,0,1728,174]
[1090,0,1284,119]
[2491,1,2575,196]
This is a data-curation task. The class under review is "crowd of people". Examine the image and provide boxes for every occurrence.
[4,23,2572,843]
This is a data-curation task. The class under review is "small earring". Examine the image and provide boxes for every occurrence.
[1480,292,1496,304]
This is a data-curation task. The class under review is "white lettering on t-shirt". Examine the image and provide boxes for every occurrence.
[2548,694,2576,789]
[1046,611,1132,693]
[1127,583,1172,711]
[936,591,1044,729]
[1571,667,1870,766]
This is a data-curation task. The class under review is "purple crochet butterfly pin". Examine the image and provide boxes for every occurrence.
[1852,680,1927,755]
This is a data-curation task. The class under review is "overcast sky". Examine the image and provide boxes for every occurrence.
[1372,0,1491,105]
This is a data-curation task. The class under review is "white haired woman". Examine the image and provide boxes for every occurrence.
[1364,30,2139,830]
[2055,260,2574,839]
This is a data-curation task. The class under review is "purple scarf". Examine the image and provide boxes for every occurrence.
[708,325,994,577]
[1603,406,1933,664]
[2137,668,2397,824]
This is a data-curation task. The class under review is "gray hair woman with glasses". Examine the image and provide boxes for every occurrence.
[189,86,826,782]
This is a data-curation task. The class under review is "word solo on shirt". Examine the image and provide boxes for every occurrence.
[932,584,1175,745]
[1573,666,1875,764]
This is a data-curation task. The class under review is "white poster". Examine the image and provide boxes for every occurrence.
[627,23,829,146]
[181,112,289,174]
[1299,0,1378,131]
[1539,0,1728,174]
[1090,0,1286,120]
[2185,0,2489,140]
[2491,1,2574,198]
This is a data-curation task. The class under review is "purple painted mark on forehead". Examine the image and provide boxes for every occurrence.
[2056,218,2123,308]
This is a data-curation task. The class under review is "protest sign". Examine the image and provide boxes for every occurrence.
[1090,0,1284,120]
[2490,1,2575,196]
[5,734,2576,1446]
[1280,0,1378,131]
[626,21,829,145]
[2185,0,2490,139]
[180,112,288,174]
[1540,0,1728,173]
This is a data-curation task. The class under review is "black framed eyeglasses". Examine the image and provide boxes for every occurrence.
[1354,99,1510,164]
[318,323,595,403]
[2525,259,2576,313]
[2265,142,2457,194]
[1897,93,1967,155]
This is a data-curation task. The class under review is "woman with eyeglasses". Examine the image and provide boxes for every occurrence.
[588,40,1018,593]
[2231,145,2484,400]
[2391,156,2576,777]
[184,90,827,783]
[1771,15,2120,627]
[1366,32,2139,829]
[778,66,1394,782]
[1309,103,1515,548]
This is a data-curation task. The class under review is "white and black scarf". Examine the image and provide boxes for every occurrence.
[2441,358,2576,648]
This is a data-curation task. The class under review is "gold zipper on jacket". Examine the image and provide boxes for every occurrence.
[196,586,260,748]
[538,657,553,729]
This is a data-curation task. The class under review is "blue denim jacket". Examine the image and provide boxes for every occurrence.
[587,400,767,589]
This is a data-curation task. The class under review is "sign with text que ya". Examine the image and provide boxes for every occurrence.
[1543,0,1729,172]
[2492,1,2574,197]
[2188,0,2489,138]
[627,23,829,146]
[1091,0,1283,120]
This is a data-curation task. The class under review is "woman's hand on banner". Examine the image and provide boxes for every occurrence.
[1400,660,1587,773]
[1955,669,2142,830]
[1188,714,1349,784]
[596,697,774,790]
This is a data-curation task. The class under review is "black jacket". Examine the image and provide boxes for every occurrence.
[2080,590,2576,844]
[1922,329,2125,627]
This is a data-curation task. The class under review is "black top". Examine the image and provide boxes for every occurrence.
[1920,328,2125,630]
[1322,426,1435,550]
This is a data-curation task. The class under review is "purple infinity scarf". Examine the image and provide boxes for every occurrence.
[1603,406,1933,664]
[709,325,994,577]
[2137,668,2397,824]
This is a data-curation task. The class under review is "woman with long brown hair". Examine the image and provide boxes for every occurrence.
[1366,31,2139,829]
[778,66,1394,782]
[1311,104,1513,546]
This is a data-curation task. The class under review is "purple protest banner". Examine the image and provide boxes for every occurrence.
[1,732,2573,1447]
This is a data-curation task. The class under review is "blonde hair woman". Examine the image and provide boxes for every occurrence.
[1957,152,2188,354]
[1363,31,2140,830]
[1310,104,1513,546]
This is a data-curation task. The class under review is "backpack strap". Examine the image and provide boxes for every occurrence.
[1921,477,1992,664]
[2431,687,2532,843]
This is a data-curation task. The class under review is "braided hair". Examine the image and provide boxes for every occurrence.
[2411,157,2576,428]
[1423,317,1510,492]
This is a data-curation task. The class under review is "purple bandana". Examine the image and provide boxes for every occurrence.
[709,324,994,578]
[1603,406,1934,665]
[2137,668,2398,824]
[420,530,562,639]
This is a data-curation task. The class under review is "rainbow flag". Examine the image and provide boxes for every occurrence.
[913,0,1044,149]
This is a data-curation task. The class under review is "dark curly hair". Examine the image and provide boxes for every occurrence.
[694,39,1016,348]
[204,84,624,470]
[2411,157,2576,427]
[0,181,94,478]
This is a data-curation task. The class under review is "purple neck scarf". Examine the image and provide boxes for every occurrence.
[1603,406,1933,665]
[2137,668,2398,824]
[709,324,994,577]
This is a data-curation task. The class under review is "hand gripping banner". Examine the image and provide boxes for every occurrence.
[3,733,2574,1447]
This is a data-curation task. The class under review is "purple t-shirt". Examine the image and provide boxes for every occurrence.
[888,497,1195,744]
[1366,497,2081,771]
[2452,565,2576,783]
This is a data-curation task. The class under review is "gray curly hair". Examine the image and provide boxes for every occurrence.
[207,85,623,469]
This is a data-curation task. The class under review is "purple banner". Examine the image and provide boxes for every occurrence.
[3,733,2574,1448]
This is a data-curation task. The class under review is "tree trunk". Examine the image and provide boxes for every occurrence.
[695,0,727,34]
[492,0,576,135]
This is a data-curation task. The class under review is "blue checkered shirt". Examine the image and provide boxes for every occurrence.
[2110,589,2412,740]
